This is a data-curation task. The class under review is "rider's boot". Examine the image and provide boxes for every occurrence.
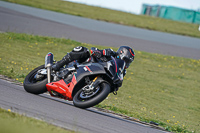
[52,53,72,71]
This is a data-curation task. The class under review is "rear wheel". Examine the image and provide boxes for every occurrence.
[73,82,110,109]
[23,65,48,94]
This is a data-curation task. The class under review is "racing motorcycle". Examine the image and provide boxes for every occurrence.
[23,52,125,108]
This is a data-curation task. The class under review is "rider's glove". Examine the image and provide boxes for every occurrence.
[91,47,102,58]
[93,50,102,58]
[103,49,115,57]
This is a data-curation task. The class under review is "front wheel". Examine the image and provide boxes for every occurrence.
[23,65,48,94]
[73,82,110,109]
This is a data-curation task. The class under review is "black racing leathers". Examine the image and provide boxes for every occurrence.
[52,46,90,71]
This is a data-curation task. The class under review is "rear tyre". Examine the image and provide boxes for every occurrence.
[73,82,110,109]
[23,65,48,94]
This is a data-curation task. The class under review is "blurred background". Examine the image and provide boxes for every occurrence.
[65,0,200,24]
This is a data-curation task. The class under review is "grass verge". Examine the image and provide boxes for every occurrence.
[0,108,74,133]
[0,32,199,132]
[3,0,200,38]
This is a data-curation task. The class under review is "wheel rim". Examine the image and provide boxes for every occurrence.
[79,85,101,100]
[28,70,47,84]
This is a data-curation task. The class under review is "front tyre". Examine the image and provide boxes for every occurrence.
[73,82,110,109]
[23,65,48,94]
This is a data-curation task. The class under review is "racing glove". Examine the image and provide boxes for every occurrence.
[90,47,102,58]
[103,49,117,57]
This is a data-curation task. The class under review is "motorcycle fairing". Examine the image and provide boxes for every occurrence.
[46,58,125,99]
[76,63,106,82]
[46,74,77,101]
[101,57,124,88]
[72,63,107,97]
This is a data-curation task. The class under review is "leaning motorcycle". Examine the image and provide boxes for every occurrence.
[23,52,125,108]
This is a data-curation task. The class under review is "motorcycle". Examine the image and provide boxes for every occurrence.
[23,52,125,108]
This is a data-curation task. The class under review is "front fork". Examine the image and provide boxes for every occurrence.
[45,52,54,83]
[85,76,107,91]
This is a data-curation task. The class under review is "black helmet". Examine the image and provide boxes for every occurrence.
[116,46,135,68]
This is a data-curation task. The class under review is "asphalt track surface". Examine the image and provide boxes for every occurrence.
[0,1,200,59]
[0,79,166,133]
[0,1,198,133]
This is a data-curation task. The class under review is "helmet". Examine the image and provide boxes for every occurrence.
[116,46,135,68]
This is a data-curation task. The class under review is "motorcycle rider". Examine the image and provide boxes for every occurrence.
[52,46,135,76]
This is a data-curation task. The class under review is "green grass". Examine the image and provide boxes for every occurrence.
[0,32,200,132]
[0,108,74,133]
[3,0,200,38]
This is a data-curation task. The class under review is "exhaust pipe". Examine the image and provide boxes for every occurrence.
[45,52,54,83]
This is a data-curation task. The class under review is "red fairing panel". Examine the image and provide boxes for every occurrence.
[46,75,77,101]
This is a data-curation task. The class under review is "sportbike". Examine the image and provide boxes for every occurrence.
[24,52,125,108]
